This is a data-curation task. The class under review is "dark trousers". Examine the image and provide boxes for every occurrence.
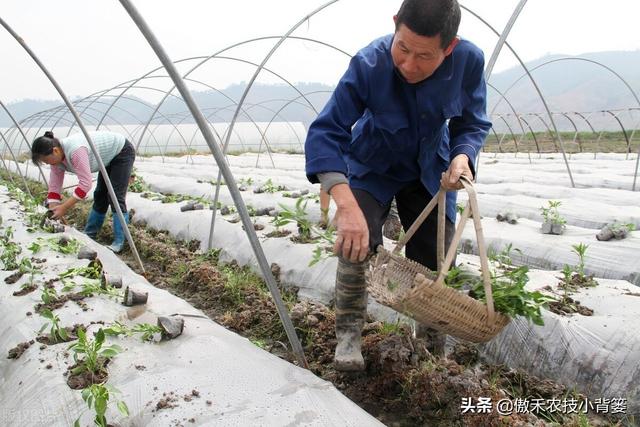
[92,140,135,214]
[352,181,455,271]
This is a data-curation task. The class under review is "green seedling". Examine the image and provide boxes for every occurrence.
[130,323,162,342]
[238,177,254,186]
[103,321,161,342]
[79,279,122,299]
[28,236,81,255]
[18,257,42,275]
[128,172,150,193]
[451,245,553,325]
[610,222,635,232]
[273,198,313,240]
[250,338,267,349]
[68,328,122,375]
[571,243,589,280]
[102,321,133,338]
[60,263,102,280]
[1,227,21,270]
[540,200,566,225]
[473,265,554,325]
[39,308,69,343]
[378,321,404,335]
[74,383,129,427]
[41,286,58,305]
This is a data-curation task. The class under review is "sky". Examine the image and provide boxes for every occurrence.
[1,0,639,103]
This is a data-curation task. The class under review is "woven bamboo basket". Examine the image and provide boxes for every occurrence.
[369,177,510,343]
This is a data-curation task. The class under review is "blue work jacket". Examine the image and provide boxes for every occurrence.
[305,34,492,222]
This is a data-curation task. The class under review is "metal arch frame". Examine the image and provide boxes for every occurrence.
[603,110,632,157]
[209,1,343,250]
[513,114,542,156]
[486,83,526,135]
[489,57,640,159]
[567,111,601,157]
[490,114,520,154]
[118,0,307,368]
[64,87,189,144]
[0,131,18,188]
[556,112,583,153]
[164,73,308,167]
[525,112,557,153]
[133,53,321,162]
[0,128,33,197]
[20,90,187,164]
[460,4,575,185]
[484,0,528,80]
[98,34,351,150]
[254,90,335,166]
[0,99,48,185]
[493,57,640,113]
[0,15,145,273]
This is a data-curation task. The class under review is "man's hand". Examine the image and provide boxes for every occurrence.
[330,184,369,262]
[441,153,473,190]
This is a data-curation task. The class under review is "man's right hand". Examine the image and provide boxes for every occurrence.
[330,184,369,262]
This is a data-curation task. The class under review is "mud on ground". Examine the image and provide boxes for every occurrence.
[62,203,630,427]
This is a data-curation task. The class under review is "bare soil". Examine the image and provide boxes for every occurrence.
[4,271,24,284]
[7,340,34,359]
[12,283,37,296]
[62,203,629,426]
[66,359,110,389]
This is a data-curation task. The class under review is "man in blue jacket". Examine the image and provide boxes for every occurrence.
[305,0,491,371]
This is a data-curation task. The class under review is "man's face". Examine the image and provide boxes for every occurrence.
[391,21,457,84]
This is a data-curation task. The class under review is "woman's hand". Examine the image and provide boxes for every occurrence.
[50,203,68,220]
[49,198,78,220]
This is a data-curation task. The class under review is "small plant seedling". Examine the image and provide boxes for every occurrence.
[28,236,81,255]
[571,243,588,280]
[39,308,69,343]
[68,328,122,375]
[540,200,566,234]
[41,286,58,305]
[130,323,162,342]
[0,227,21,270]
[74,383,129,427]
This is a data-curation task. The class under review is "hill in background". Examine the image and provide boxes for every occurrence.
[2,50,639,132]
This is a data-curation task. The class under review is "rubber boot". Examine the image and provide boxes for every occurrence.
[108,212,129,253]
[84,209,106,240]
[334,257,368,371]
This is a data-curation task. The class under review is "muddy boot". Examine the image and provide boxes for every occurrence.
[415,322,446,357]
[84,209,106,240]
[108,212,129,253]
[334,257,368,371]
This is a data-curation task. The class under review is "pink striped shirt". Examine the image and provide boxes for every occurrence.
[47,147,93,203]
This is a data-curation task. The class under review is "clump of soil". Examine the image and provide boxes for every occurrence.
[549,297,594,316]
[4,271,24,284]
[155,392,180,411]
[264,229,291,238]
[7,340,34,359]
[13,283,38,296]
[66,360,110,389]
[34,292,86,313]
[36,323,86,345]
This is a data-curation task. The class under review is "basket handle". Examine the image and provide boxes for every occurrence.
[433,177,497,323]
[391,176,497,323]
